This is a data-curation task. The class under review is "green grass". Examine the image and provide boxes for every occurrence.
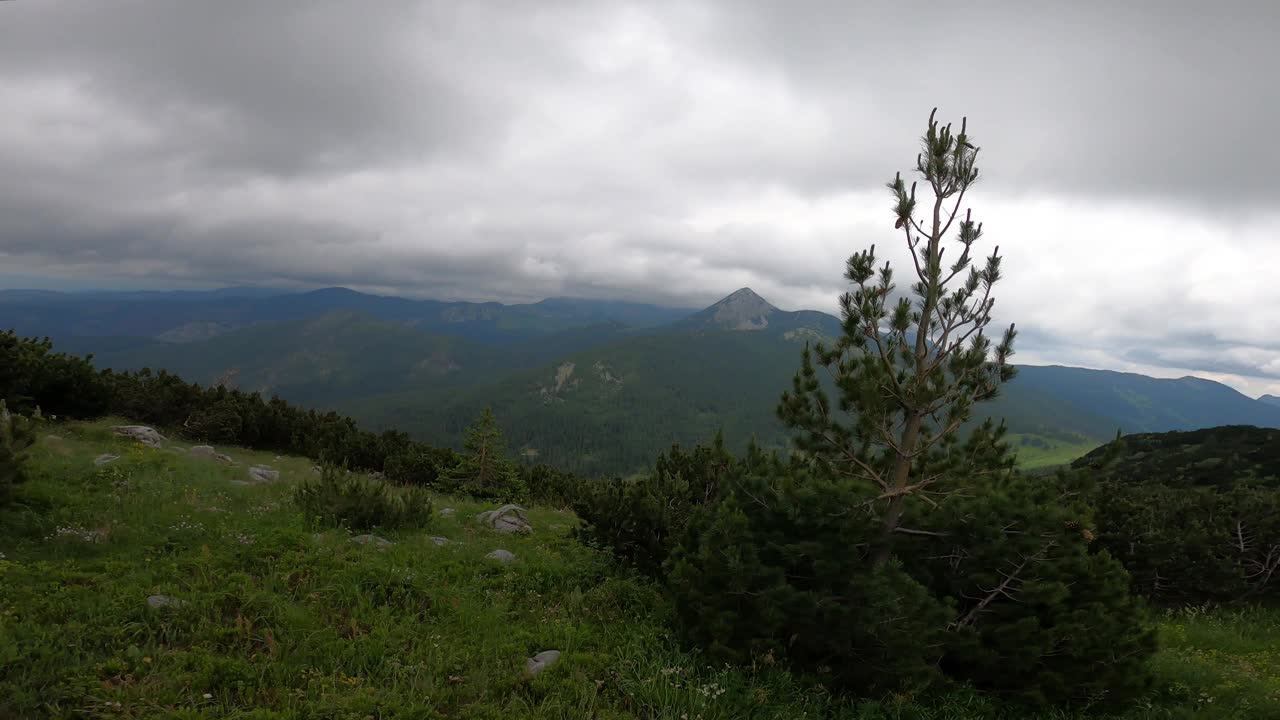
[2,420,1278,719]
[1009,433,1103,470]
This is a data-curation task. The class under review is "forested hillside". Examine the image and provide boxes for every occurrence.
[8,286,1280,476]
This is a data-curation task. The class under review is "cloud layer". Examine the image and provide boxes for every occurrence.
[1,0,1277,395]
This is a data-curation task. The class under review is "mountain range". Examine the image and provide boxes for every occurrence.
[4,285,1278,475]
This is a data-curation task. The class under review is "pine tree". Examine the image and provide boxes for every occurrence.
[0,400,36,507]
[778,108,1017,565]
[446,407,524,501]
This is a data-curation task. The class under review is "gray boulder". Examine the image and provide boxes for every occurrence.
[111,425,165,447]
[429,536,450,547]
[485,549,516,563]
[475,504,533,534]
[247,466,280,483]
[190,445,236,465]
[93,453,120,467]
[525,650,561,677]
[352,534,394,550]
[438,507,456,518]
[146,594,188,609]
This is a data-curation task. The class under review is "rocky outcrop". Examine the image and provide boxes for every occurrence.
[111,425,165,447]
[247,466,279,484]
[146,594,188,609]
[352,534,393,550]
[525,650,561,677]
[190,445,235,465]
[485,549,516,563]
[475,505,532,534]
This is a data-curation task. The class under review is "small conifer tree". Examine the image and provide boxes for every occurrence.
[778,108,1016,564]
[446,407,524,501]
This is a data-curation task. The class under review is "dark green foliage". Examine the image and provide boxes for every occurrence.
[906,457,1156,706]
[382,445,450,486]
[667,462,951,694]
[0,331,112,417]
[1074,427,1280,602]
[440,408,525,501]
[651,111,1155,706]
[1073,425,1280,488]
[0,331,615,505]
[572,436,737,576]
[521,463,585,507]
[293,465,433,530]
[0,401,36,507]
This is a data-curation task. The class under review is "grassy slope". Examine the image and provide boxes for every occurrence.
[1007,433,1104,471]
[3,422,1279,719]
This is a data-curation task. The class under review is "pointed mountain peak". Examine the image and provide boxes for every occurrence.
[699,287,779,330]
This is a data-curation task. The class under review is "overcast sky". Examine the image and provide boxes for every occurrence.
[1,1,1278,396]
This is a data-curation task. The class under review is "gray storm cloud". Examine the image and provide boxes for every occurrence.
[0,0,1277,394]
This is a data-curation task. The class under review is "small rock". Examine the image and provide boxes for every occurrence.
[229,480,252,487]
[486,549,516,564]
[311,532,325,542]
[44,434,63,442]
[352,534,393,550]
[475,504,533,534]
[190,445,236,465]
[146,594,188,610]
[93,453,120,467]
[525,650,561,677]
[429,536,450,546]
[311,465,322,475]
[438,508,456,517]
[111,425,165,448]
[247,466,280,483]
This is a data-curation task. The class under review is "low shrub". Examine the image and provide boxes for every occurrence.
[293,465,433,530]
[572,436,741,576]
[0,400,36,507]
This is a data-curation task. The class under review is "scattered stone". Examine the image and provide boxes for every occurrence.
[311,532,325,543]
[44,434,63,442]
[429,536,450,546]
[190,445,236,465]
[146,594,188,610]
[93,454,120,467]
[439,507,456,517]
[247,466,280,484]
[485,549,516,564]
[352,534,394,550]
[525,650,561,677]
[111,425,165,448]
[475,505,533,534]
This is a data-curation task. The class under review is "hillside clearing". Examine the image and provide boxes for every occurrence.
[2,421,1278,719]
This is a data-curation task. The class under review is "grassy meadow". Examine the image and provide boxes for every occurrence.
[2,420,1278,719]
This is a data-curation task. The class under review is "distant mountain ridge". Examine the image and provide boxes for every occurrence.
[1261,394,1280,408]
[5,285,1279,475]
[0,286,695,345]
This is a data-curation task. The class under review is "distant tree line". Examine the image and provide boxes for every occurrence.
[0,330,572,505]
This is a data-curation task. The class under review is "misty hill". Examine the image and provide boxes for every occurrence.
[675,287,842,337]
[77,312,635,409]
[8,286,1280,476]
[1012,366,1280,434]
[0,286,693,345]
[1072,425,1280,489]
